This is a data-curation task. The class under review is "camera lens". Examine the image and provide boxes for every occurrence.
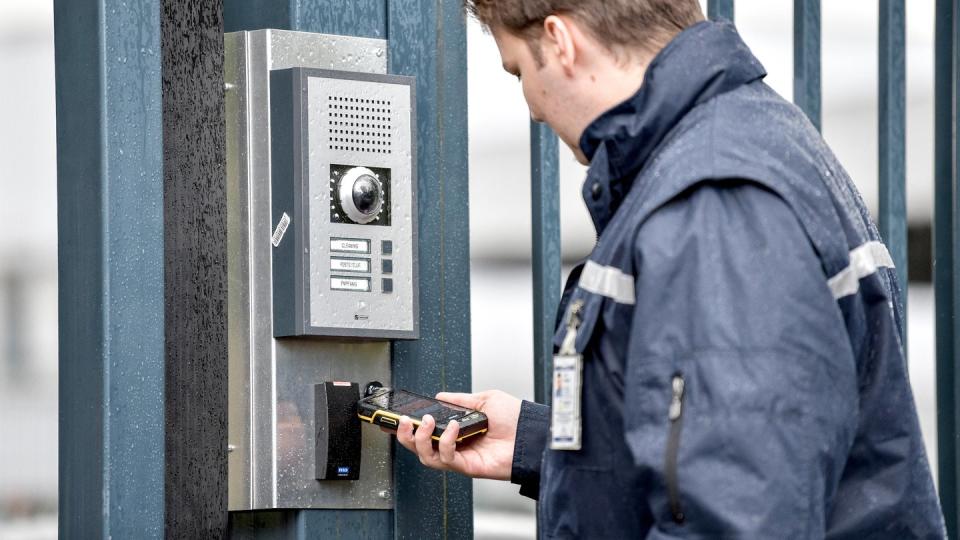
[352,175,382,216]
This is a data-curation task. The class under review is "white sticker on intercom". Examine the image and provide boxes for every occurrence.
[550,353,583,451]
[271,212,291,247]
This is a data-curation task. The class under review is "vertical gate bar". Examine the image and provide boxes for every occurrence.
[937,0,959,535]
[531,122,561,405]
[708,0,735,22]
[878,0,908,345]
[54,0,165,537]
[389,0,474,538]
[952,0,960,530]
[794,0,822,131]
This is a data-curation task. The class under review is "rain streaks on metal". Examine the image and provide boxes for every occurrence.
[54,0,165,537]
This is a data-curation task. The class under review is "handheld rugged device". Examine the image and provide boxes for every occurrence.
[357,386,488,442]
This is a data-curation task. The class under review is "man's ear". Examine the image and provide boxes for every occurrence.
[542,15,577,76]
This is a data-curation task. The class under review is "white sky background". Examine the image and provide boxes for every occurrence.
[0,2,56,259]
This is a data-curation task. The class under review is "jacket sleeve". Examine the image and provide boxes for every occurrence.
[624,181,859,538]
[510,400,550,499]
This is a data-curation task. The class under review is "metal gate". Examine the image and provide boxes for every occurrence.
[54,0,960,537]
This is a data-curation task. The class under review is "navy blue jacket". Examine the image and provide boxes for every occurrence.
[510,21,945,539]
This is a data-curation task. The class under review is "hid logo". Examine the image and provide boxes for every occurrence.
[337,466,350,476]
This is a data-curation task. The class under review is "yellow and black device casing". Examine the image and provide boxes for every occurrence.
[357,388,488,442]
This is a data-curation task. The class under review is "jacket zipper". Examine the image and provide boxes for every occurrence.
[666,373,686,525]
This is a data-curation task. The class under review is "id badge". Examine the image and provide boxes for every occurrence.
[550,353,583,451]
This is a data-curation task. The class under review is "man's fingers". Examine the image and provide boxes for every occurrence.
[415,415,440,466]
[436,392,484,410]
[438,420,460,466]
[395,414,463,473]
[396,416,416,453]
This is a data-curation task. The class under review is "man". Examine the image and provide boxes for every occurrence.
[391,1,946,537]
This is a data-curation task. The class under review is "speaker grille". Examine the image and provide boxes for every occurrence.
[327,96,393,154]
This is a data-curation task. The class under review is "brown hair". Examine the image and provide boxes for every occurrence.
[465,0,705,62]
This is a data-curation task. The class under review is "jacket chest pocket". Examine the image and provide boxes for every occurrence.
[623,349,826,533]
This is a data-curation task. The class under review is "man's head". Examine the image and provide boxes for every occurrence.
[466,0,704,163]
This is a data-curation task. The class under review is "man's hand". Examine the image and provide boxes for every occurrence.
[394,390,521,480]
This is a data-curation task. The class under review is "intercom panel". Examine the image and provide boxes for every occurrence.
[270,67,418,339]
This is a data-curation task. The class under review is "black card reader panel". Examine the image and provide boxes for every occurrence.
[315,381,362,481]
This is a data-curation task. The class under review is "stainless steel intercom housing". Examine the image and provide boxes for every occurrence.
[270,67,418,339]
[225,29,417,511]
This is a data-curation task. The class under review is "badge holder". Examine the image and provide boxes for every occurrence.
[551,300,584,451]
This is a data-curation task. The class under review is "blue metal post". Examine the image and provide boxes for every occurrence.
[231,510,394,539]
[878,0,908,344]
[54,0,165,537]
[389,1,473,538]
[708,0,735,22]
[531,122,561,405]
[940,0,960,535]
[794,0,822,131]
[225,0,387,38]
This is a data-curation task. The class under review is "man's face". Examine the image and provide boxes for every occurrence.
[492,25,588,163]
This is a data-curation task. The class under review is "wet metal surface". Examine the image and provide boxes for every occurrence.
[226,29,393,511]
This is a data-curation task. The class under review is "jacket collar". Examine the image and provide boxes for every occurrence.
[578,21,767,234]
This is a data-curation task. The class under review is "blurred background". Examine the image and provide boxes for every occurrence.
[0,1,939,538]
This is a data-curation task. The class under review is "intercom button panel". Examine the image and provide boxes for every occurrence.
[270,67,418,339]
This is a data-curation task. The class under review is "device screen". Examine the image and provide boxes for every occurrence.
[369,390,470,422]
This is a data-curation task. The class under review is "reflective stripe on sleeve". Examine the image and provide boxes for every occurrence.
[579,260,636,305]
[827,241,895,299]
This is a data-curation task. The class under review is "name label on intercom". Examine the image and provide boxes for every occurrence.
[331,238,370,254]
[330,277,371,292]
[330,258,370,273]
